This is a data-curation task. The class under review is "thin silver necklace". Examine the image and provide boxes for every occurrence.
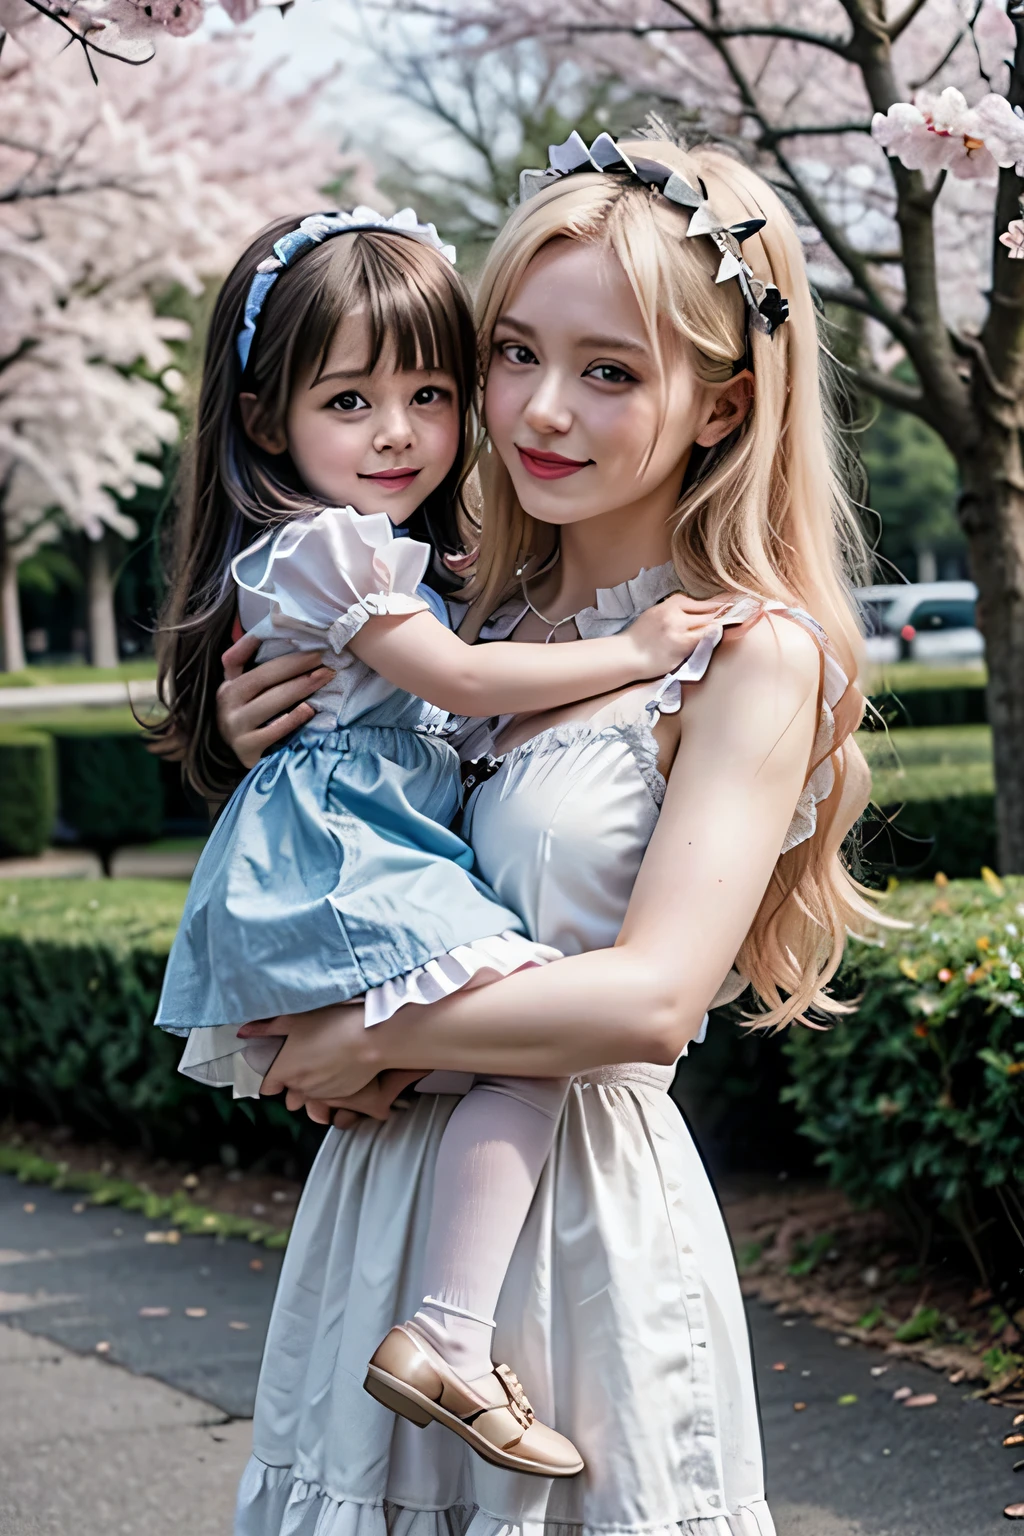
[515,552,578,644]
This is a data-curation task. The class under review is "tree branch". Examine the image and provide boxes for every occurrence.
[842,361,929,419]
[558,19,853,57]
[761,121,872,146]
[886,0,930,42]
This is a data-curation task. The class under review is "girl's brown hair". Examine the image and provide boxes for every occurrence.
[151,216,478,802]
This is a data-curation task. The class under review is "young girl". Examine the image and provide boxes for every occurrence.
[153,205,717,1477]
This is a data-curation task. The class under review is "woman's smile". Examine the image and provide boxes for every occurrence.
[516,446,594,480]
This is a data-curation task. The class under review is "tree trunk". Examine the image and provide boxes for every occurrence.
[87,533,119,670]
[0,526,25,674]
[959,447,1024,873]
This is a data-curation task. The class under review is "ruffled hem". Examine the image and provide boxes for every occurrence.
[235,1459,776,1536]
[175,932,561,1099]
[327,591,429,653]
[364,929,560,1028]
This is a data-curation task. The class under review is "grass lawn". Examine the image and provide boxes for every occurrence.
[858,723,993,803]
[0,706,159,734]
[866,661,986,694]
[0,877,188,948]
[0,661,157,689]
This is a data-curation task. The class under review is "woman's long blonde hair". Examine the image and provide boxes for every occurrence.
[464,138,876,1028]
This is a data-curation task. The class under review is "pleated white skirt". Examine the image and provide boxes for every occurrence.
[236,1066,775,1536]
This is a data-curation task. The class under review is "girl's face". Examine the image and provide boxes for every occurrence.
[244,307,461,525]
[485,238,749,530]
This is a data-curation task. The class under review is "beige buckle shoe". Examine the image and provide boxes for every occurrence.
[364,1323,584,1478]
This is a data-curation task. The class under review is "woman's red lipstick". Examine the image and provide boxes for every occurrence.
[516,446,593,481]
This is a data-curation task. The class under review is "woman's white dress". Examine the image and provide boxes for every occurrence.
[235,565,850,1536]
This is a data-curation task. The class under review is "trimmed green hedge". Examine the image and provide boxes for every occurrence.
[51,721,164,849]
[0,730,57,857]
[0,880,322,1171]
[859,726,996,880]
[783,875,1024,1289]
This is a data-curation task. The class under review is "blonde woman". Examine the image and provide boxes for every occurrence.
[222,133,873,1536]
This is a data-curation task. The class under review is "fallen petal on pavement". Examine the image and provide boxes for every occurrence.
[905,1394,938,1407]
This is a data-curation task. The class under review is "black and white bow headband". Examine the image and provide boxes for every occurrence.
[520,131,790,356]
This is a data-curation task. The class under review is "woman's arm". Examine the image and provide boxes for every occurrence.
[244,616,822,1102]
[347,593,726,718]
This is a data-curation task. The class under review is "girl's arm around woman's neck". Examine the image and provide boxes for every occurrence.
[251,616,823,1103]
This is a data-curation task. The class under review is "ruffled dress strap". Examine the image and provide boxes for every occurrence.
[231,505,431,653]
[644,595,856,857]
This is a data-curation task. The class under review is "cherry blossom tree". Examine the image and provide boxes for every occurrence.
[401,0,1024,870]
[0,0,287,80]
[0,26,375,670]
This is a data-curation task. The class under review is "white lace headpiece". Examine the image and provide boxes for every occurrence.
[236,208,457,371]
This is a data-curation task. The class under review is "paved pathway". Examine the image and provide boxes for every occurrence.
[0,1174,1017,1534]
[0,679,158,715]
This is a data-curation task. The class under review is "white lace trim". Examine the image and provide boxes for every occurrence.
[235,1459,777,1536]
[175,932,560,1100]
[574,560,681,638]
[363,929,560,1027]
[327,591,428,652]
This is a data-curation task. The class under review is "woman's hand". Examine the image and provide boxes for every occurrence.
[625,592,731,678]
[217,632,333,769]
[239,1004,388,1101]
[282,1074,425,1129]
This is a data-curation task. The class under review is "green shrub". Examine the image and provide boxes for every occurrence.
[869,687,988,728]
[0,879,322,1170]
[0,731,57,857]
[49,718,164,850]
[783,875,1024,1287]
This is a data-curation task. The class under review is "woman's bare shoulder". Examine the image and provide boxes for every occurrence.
[673,610,821,761]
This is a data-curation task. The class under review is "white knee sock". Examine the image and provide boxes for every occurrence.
[412,1075,570,1379]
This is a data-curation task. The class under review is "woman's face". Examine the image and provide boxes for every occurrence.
[485,238,746,530]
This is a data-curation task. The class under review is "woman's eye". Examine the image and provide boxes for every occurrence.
[329,391,369,412]
[497,341,538,366]
[584,363,637,385]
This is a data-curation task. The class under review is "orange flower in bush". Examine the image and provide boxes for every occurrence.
[938,967,953,983]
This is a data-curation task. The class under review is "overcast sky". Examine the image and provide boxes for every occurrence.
[206,0,458,168]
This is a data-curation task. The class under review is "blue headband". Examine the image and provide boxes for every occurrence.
[236,207,457,372]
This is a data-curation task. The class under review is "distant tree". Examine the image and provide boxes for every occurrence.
[371,40,654,274]
[0,26,372,671]
[862,406,964,582]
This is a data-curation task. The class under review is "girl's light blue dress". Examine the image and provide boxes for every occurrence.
[155,506,554,1094]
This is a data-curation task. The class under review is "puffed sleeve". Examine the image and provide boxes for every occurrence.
[232,506,431,653]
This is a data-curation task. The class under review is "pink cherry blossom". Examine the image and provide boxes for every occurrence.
[999,219,1024,259]
[871,88,997,181]
[973,93,1024,176]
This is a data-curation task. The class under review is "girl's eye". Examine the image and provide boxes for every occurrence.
[583,362,637,385]
[412,385,449,406]
[497,341,538,366]
[329,391,369,412]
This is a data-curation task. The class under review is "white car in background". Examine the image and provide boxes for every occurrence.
[856,581,983,665]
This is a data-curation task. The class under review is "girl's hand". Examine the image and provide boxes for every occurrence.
[239,1004,385,1101]
[625,592,730,678]
[217,632,333,769]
